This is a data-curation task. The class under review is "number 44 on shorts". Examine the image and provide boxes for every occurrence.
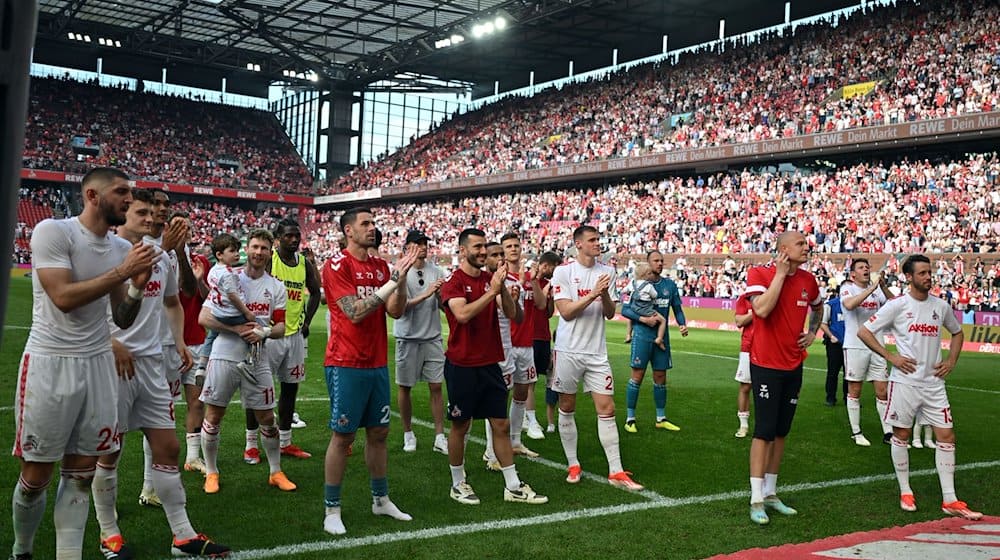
[758,384,770,399]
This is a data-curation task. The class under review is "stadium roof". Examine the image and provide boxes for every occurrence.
[34,0,858,98]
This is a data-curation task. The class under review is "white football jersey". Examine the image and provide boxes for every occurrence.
[26,218,131,357]
[111,243,175,357]
[143,236,180,347]
[840,281,888,349]
[210,270,286,362]
[552,260,617,356]
[205,262,245,318]
[495,272,522,350]
[863,294,961,387]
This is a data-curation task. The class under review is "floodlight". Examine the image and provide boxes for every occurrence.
[495,17,506,30]
[114,40,122,47]
[450,34,464,44]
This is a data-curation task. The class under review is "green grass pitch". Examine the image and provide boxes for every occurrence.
[1,276,997,559]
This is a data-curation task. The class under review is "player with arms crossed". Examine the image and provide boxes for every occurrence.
[322,207,417,535]
[857,254,982,520]
[743,231,823,525]
[10,167,155,560]
[840,258,894,446]
[553,226,643,490]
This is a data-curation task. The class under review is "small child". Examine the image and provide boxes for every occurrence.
[194,233,257,385]
[630,262,668,350]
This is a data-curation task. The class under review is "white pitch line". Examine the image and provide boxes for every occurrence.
[223,460,1000,559]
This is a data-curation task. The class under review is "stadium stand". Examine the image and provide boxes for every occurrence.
[21,76,314,194]
[326,0,1000,194]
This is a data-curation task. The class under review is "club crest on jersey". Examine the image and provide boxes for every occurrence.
[932,311,939,320]
[801,289,808,298]
[377,269,385,281]
[152,263,161,274]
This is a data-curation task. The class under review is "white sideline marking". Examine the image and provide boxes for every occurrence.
[3,325,30,330]
[224,460,1000,559]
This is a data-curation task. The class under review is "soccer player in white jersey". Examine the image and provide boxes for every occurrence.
[10,167,155,560]
[138,190,194,507]
[199,229,297,495]
[840,258,894,446]
[858,254,982,520]
[90,189,227,558]
[551,225,643,490]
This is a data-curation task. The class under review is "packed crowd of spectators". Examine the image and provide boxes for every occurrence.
[328,0,1000,194]
[21,77,313,194]
[13,150,1000,309]
[306,153,1000,263]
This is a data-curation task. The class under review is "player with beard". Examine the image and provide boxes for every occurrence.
[243,218,320,463]
[321,208,418,535]
[858,255,981,520]
[440,228,548,506]
[198,230,297,497]
[10,167,155,560]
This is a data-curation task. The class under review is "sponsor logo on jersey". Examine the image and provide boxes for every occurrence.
[144,280,162,298]
[247,301,271,314]
[860,300,879,309]
[908,323,939,335]
[356,285,378,298]
[578,289,592,297]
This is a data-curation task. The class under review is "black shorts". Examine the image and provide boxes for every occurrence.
[533,340,552,376]
[443,360,508,422]
[751,363,803,441]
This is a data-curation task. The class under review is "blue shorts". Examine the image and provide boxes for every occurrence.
[629,332,672,371]
[325,366,390,433]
